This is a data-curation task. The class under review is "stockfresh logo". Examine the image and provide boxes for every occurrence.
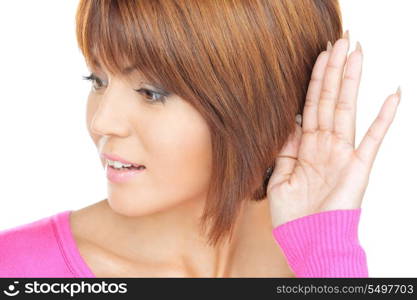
[3,281,20,297]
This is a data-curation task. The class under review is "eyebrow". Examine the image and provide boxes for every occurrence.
[121,66,136,75]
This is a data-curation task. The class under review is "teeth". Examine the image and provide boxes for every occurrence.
[107,159,132,168]
[106,159,145,170]
[114,161,128,168]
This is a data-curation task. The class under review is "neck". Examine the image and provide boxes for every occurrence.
[75,196,271,277]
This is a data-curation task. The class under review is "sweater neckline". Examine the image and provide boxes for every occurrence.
[52,210,96,278]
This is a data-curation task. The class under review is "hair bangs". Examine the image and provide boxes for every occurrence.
[76,0,168,86]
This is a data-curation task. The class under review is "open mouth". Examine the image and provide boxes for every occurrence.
[109,165,146,171]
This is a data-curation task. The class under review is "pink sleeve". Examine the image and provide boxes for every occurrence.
[272,208,368,278]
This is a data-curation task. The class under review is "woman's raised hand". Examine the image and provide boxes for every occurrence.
[267,31,401,228]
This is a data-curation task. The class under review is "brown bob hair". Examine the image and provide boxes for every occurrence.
[75,0,343,247]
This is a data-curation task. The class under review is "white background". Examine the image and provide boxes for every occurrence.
[0,1,415,277]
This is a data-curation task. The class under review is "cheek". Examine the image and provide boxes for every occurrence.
[146,113,212,199]
[86,96,98,140]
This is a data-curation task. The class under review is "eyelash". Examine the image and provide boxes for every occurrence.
[82,73,168,104]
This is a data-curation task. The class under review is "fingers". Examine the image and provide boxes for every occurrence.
[356,88,401,169]
[318,31,350,132]
[333,41,363,147]
[302,48,331,134]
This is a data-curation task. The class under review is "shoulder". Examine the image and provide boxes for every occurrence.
[0,211,74,277]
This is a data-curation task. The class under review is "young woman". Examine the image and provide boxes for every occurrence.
[0,0,400,278]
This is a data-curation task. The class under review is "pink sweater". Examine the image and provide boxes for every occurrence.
[0,208,368,278]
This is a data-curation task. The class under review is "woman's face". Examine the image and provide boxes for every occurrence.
[86,64,213,216]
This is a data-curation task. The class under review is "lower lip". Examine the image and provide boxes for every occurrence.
[106,165,146,183]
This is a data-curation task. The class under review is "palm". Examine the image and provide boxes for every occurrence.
[268,34,401,228]
[269,129,367,228]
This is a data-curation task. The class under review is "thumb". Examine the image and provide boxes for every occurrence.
[271,116,303,186]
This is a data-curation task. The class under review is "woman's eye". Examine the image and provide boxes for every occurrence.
[82,73,106,91]
[135,88,167,104]
[82,73,169,104]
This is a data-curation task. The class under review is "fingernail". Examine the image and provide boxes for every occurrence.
[327,41,332,52]
[343,29,350,40]
[396,85,402,103]
[343,29,350,49]
[355,41,362,54]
